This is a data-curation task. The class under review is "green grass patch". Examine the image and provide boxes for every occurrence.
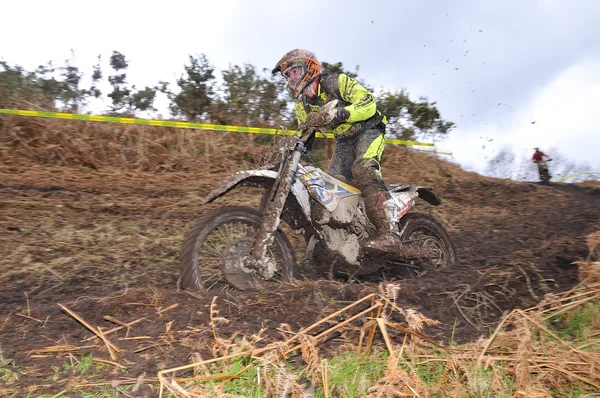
[547,301,600,342]
[314,351,387,398]
[550,382,600,398]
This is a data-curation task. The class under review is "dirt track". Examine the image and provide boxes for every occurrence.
[1,157,599,393]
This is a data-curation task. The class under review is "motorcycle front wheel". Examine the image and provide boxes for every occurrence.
[179,206,297,292]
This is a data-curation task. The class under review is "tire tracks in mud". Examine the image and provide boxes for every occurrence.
[1,175,598,343]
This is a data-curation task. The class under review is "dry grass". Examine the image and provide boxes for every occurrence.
[145,230,600,397]
[152,235,600,397]
[0,114,282,298]
[2,114,600,396]
[0,114,473,183]
[148,283,600,397]
[0,115,271,172]
[0,113,467,299]
[586,230,600,260]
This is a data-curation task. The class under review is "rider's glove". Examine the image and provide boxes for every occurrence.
[329,107,350,127]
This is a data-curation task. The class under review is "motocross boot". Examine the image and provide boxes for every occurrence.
[362,189,403,255]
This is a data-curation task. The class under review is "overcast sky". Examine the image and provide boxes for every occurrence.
[1,0,599,176]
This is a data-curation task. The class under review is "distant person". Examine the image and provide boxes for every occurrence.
[532,147,552,181]
[532,147,551,164]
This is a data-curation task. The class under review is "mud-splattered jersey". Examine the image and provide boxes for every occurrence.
[294,73,387,139]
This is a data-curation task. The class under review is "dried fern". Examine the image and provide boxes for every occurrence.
[300,335,321,384]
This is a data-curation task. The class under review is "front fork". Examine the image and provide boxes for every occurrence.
[244,144,304,279]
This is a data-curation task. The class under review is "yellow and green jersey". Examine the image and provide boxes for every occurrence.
[294,73,387,139]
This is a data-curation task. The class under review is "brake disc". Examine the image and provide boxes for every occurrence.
[222,239,258,291]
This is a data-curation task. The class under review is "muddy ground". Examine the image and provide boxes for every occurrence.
[1,154,599,395]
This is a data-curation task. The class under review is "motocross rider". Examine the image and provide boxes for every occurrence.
[272,49,398,255]
[532,147,552,177]
[532,147,551,163]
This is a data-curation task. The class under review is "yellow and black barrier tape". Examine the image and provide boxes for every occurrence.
[554,172,600,183]
[0,108,452,154]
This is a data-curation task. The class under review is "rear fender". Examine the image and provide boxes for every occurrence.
[388,184,442,206]
[204,170,312,220]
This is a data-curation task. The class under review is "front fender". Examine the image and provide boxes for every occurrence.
[205,170,279,203]
[204,169,312,221]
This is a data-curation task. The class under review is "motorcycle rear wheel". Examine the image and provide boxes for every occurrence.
[179,206,297,291]
[396,212,457,274]
[540,170,550,183]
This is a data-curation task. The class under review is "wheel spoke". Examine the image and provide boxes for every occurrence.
[190,212,290,290]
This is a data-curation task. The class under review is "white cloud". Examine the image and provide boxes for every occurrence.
[517,57,600,163]
[1,1,239,86]
[439,57,600,174]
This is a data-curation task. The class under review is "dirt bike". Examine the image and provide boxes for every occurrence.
[536,159,552,183]
[179,100,457,292]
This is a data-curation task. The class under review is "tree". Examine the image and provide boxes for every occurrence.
[57,51,88,112]
[0,61,34,108]
[410,97,455,139]
[321,61,373,91]
[32,62,63,106]
[377,90,454,141]
[218,63,260,124]
[130,86,157,113]
[2,53,93,112]
[213,64,290,126]
[377,90,414,140]
[1,52,455,143]
[107,51,131,113]
[89,55,103,99]
[106,51,157,115]
[321,61,454,141]
[321,61,359,79]
[0,60,62,110]
[252,68,290,124]
[165,54,215,121]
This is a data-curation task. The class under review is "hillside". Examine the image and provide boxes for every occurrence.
[1,116,599,396]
